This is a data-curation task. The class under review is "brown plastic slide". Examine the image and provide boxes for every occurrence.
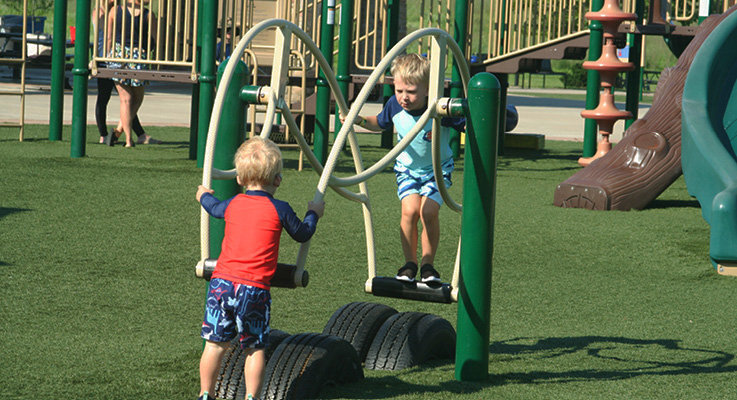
[553,11,733,211]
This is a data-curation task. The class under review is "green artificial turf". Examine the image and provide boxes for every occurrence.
[2,125,736,399]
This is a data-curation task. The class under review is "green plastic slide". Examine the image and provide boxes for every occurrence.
[682,7,737,275]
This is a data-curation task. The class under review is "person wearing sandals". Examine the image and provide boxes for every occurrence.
[93,0,159,146]
[105,0,160,147]
[345,54,465,283]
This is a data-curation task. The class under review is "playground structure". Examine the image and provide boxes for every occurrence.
[554,6,737,211]
[577,0,636,167]
[194,19,500,395]
[31,0,725,161]
[681,7,737,276]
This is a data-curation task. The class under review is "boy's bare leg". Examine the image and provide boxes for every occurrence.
[419,196,441,267]
[199,340,229,397]
[244,348,266,399]
[400,194,421,263]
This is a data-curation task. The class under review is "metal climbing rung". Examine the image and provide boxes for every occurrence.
[94,67,197,83]
[370,277,454,304]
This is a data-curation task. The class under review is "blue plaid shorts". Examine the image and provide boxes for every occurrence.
[394,158,454,206]
[201,278,271,349]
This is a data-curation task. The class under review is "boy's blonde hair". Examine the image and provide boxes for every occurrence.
[233,136,283,187]
[390,54,430,87]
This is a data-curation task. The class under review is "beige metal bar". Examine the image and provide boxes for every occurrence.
[95,0,198,82]
[0,0,28,140]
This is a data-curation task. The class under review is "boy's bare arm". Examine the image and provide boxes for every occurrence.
[340,114,381,132]
[196,185,214,202]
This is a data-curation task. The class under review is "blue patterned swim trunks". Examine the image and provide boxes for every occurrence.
[201,278,271,349]
[394,158,454,206]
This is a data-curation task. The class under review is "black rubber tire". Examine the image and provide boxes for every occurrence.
[261,333,364,400]
[214,329,291,400]
[322,302,398,362]
[364,312,456,371]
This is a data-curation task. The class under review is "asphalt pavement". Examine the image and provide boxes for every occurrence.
[0,66,652,143]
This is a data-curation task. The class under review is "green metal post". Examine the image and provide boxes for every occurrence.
[582,0,604,157]
[197,0,218,168]
[49,0,67,141]
[624,0,644,130]
[314,0,336,164]
[209,61,248,257]
[190,0,204,161]
[381,0,400,149]
[334,0,354,137]
[449,0,469,158]
[455,72,500,382]
[496,73,508,155]
[70,0,92,157]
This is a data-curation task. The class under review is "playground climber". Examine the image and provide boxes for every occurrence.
[195,137,325,400]
[346,53,465,284]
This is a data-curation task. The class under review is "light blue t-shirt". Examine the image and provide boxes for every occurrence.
[376,95,464,173]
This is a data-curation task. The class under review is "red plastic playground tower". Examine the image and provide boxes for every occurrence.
[579,0,637,167]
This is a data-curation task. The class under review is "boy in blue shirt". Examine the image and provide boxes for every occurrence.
[195,137,325,400]
[349,54,464,283]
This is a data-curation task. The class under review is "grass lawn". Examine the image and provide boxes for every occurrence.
[2,125,736,399]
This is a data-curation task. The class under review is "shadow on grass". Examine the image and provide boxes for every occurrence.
[0,207,32,219]
[321,336,736,398]
[647,199,701,209]
[488,336,735,385]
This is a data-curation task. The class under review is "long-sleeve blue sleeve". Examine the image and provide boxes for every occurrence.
[199,193,234,219]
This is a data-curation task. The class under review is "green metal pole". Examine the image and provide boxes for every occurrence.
[449,0,469,158]
[624,0,644,130]
[582,0,604,158]
[455,72,499,382]
[70,0,92,157]
[496,73,508,155]
[49,0,67,142]
[209,61,248,257]
[314,0,336,164]
[190,0,204,161]
[334,0,354,138]
[381,0,400,149]
[197,0,218,168]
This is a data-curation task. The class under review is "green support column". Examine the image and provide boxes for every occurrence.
[49,0,67,141]
[197,0,218,168]
[334,0,354,137]
[624,0,644,130]
[381,0,400,149]
[314,0,336,164]
[582,0,604,158]
[209,61,248,256]
[449,0,469,157]
[496,73,508,155]
[456,72,500,382]
[190,0,204,161]
[70,0,92,157]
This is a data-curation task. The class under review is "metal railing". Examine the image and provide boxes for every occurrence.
[91,0,199,81]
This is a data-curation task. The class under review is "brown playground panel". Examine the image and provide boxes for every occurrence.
[553,9,734,211]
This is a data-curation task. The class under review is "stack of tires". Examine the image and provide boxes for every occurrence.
[214,302,456,400]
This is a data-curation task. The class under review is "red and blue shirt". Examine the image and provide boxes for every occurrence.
[200,190,319,290]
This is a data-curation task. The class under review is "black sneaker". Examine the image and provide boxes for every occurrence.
[197,392,211,400]
[395,261,418,282]
[420,264,441,283]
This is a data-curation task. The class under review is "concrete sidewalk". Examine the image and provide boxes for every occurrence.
[0,67,651,142]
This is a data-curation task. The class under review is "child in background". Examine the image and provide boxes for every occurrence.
[348,53,464,283]
[195,137,325,400]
